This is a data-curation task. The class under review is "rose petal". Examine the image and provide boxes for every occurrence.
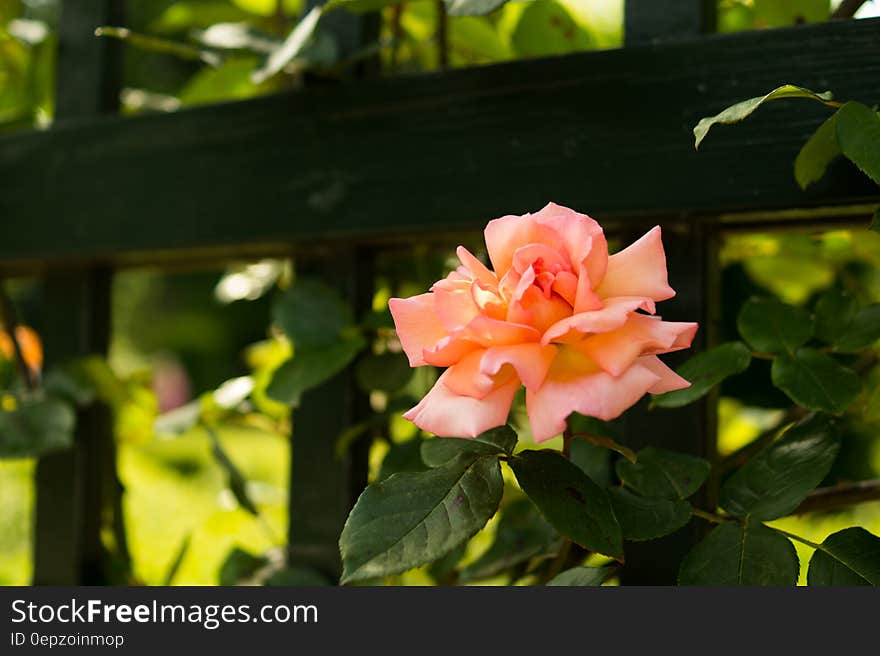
[533,202,608,285]
[389,294,449,366]
[526,360,661,443]
[443,349,495,399]
[403,370,520,438]
[480,342,558,391]
[579,314,698,376]
[484,213,562,278]
[638,355,691,394]
[542,296,656,345]
[596,226,675,302]
[456,246,497,286]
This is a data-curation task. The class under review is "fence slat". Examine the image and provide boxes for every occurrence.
[1,17,879,272]
[32,0,123,585]
[617,0,720,585]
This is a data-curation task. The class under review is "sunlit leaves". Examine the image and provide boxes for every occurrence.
[795,112,840,190]
[445,0,509,17]
[615,447,710,501]
[807,528,880,586]
[510,450,623,558]
[653,342,752,408]
[678,520,799,586]
[694,85,838,149]
[511,0,593,58]
[340,452,503,583]
[546,566,612,586]
[251,6,322,83]
[771,349,861,414]
[835,101,880,186]
[737,297,813,354]
[831,304,880,353]
[720,413,840,520]
[0,396,75,459]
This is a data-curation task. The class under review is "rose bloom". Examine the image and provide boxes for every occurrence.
[389,203,697,443]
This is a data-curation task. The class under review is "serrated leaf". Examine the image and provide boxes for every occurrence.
[546,566,612,586]
[421,425,518,467]
[813,289,858,344]
[653,342,752,408]
[444,0,508,16]
[807,527,880,586]
[615,447,710,501]
[340,453,503,583]
[569,438,612,487]
[272,278,352,349]
[694,85,838,149]
[355,351,413,393]
[771,348,861,414]
[460,498,558,582]
[720,413,840,520]
[737,297,813,354]
[608,487,692,542]
[836,101,880,186]
[266,334,366,406]
[678,520,799,585]
[510,450,622,558]
[795,111,841,190]
[832,304,880,352]
[0,397,75,459]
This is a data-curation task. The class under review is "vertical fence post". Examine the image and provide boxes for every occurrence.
[32,0,124,585]
[619,0,720,585]
[286,4,380,580]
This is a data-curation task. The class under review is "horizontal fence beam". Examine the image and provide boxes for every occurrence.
[2,18,880,272]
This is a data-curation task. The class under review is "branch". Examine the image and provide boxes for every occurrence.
[0,282,37,390]
[435,0,448,69]
[832,0,870,19]
[794,479,880,514]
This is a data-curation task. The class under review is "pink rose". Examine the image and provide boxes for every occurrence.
[389,203,697,443]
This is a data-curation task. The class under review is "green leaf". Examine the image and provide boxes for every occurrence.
[771,348,861,414]
[460,498,558,582]
[444,0,508,17]
[546,566,612,586]
[427,543,467,583]
[510,0,593,58]
[737,297,813,354]
[251,6,322,83]
[615,447,710,501]
[795,111,841,190]
[162,533,192,586]
[678,520,799,585]
[355,351,413,393]
[272,278,353,348]
[835,101,880,186]
[813,289,858,344]
[832,304,880,352]
[377,437,428,481]
[720,413,840,520]
[421,425,518,467]
[219,547,267,585]
[608,488,692,542]
[807,527,880,586]
[510,450,623,558]
[266,334,366,406]
[653,342,752,408]
[340,453,503,583]
[0,397,75,459]
[569,437,612,487]
[694,84,838,149]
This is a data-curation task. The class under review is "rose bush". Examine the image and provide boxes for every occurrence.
[390,203,698,442]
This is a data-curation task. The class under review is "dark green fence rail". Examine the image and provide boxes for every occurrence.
[3,0,878,585]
